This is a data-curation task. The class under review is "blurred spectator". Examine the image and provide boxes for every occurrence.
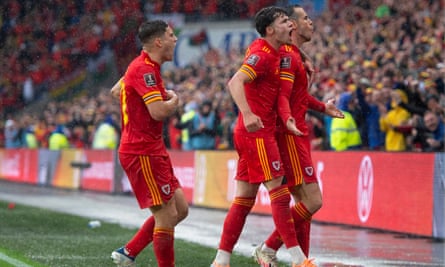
[48,125,70,150]
[69,124,89,148]
[175,101,198,151]
[374,0,394,23]
[306,111,328,150]
[215,95,237,149]
[166,114,182,150]
[22,77,35,104]
[0,123,4,147]
[411,110,444,152]
[189,100,218,150]
[20,114,38,148]
[330,92,362,151]
[34,117,51,148]
[425,94,444,119]
[356,84,385,150]
[379,89,412,151]
[349,85,367,149]
[24,127,38,149]
[92,114,119,149]
[4,119,24,148]
[397,79,428,117]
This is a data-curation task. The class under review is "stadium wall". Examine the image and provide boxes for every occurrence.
[0,148,443,238]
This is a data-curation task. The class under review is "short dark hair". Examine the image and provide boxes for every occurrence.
[285,4,302,19]
[138,20,169,44]
[254,6,287,37]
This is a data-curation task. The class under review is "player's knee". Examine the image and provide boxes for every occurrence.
[177,205,189,223]
[311,196,323,212]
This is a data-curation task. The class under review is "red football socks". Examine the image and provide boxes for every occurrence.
[125,216,155,257]
[293,202,312,256]
[265,201,313,254]
[298,217,311,257]
[264,229,283,251]
[218,196,255,252]
[269,185,298,248]
[153,227,174,267]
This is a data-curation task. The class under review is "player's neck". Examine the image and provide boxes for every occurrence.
[142,49,162,65]
[294,40,303,48]
[262,36,281,51]
[292,33,304,48]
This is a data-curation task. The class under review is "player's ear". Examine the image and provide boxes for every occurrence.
[154,37,163,47]
[266,25,274,35]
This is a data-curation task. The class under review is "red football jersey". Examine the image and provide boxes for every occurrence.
[278,44,324,135]
[234,38,281,137]
[119,51,168,156]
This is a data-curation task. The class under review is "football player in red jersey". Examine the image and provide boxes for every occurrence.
[253,5,344,267]
[211,6,316,267]
[110,20,188,267]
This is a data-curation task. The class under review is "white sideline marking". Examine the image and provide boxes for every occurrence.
[0,251,34,267]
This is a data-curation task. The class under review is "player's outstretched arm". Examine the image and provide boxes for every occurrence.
[325,98,345,119]
[286,117,303,136]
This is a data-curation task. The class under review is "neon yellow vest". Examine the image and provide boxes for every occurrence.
[25,133,38,148]
[180,110,196,144]
[92,123,118,149]
[330,111,362,151]
[49,133,70,150]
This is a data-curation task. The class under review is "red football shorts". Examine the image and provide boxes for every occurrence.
[277,133,318,187]
[119,153,181,209]
[234,133,284,184]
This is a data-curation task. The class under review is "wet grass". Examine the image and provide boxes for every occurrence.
[0,200,254,266]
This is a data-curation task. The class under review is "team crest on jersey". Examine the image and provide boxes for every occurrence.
[280,56,291,69]
[305,167,314,176]
[161,184,171,195]
[144,73,156,87]
[272,161,281,171]
[246,54,260,66]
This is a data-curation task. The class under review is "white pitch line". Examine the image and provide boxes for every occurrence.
[0,251,34,267]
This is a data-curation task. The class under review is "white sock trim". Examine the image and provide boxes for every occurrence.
[288,245,306,264]
[215,249,231,265]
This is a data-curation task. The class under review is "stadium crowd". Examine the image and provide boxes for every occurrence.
[1,0,444,152]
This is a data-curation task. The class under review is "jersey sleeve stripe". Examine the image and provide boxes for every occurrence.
[143,91,163,105]
[280,71,295,82]
[240,64,257,80]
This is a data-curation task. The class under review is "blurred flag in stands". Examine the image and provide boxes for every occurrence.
[189,29,208,46]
